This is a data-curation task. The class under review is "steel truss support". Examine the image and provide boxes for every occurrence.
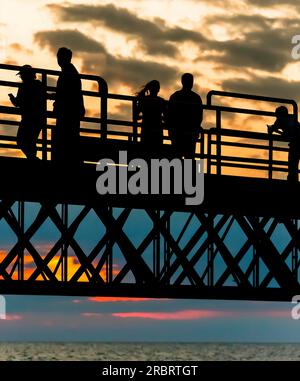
[0,199,300,301]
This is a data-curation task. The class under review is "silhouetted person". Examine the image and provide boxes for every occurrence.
[52,47,85,166]
[135,80,166,155]
[268,106,300,182]
[168,73,203,158]
[9,65,45,160]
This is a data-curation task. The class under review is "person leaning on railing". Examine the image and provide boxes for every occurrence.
[267,105,300,183]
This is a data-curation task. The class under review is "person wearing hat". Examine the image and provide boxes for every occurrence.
[9,65,45,160]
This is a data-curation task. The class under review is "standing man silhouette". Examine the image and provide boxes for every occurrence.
[53,47,85,166]
[168,73,203,158]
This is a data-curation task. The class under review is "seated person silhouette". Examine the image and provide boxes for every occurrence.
[9,65,45,160]
[168,73,203,159]
[268,105,300,182]
[135,80,166,157]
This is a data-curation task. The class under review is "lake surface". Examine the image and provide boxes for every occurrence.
[0,342,299,361]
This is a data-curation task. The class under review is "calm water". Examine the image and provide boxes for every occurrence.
[0,342,299,360]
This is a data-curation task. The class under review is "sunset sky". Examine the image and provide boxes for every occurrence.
[1,0,300,342]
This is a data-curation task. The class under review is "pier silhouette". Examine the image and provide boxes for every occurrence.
[0,63,300,301]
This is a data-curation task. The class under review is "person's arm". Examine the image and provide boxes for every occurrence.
[134,98,143,121]
[8,87,21,107]
[39,82,47,119]
[161,99,167,123]
[52,74,62,115]
[79,80,85,119]
[267,119,283,134]
[8,93,17,106]
[80,95,85,119]
[198,96,203,128]
[167,94,176,126]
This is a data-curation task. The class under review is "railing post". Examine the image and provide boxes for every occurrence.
[99,80,108,141]
[268,133,273,179]
[41,72,48,161]
[132,98,138,143]
[207,130,212,175]
[216,109,221,175]
[200,127,205,160]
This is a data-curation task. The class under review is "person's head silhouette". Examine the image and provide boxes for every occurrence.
[275,105,289,118]
[17,64,36,82]
[146,80,160,96]
[137,80,160,97]
[181,73,194,91]
[57,47,72,69]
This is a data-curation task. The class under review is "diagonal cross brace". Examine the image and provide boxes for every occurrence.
[147,209,205,287]
[196,213,252,288]
[29,205,91,281]
[94,206,155,284]
[240,216,299,290]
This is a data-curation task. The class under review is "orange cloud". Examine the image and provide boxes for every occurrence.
[110,309,292,320]
[3,314,22,321]
[87,297,155,303]
[111,309,231,320]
